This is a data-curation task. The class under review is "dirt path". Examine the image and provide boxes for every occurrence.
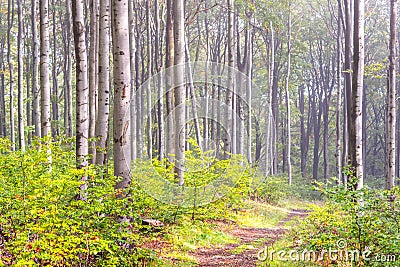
[190,209,310,267]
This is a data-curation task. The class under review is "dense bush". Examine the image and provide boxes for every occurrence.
[253,175,322,205]
[0,138,156,266]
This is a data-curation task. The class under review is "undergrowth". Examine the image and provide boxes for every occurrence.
[0,137,318,266]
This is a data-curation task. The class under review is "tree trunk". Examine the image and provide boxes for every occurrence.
[299,84,307,178]
[0,43,6,137]
[246,20,253,163]
[32,0,41,137]
[72,0,89,172]
[63,0,73,138]
[266,22,275,175]
[40,0,51,137]
[26,35,31,145]
[386,0,397,189]
[165,0,175,162]
[129,0,137,161]
[95,0,110,165]
[51,0,59,138]
[285,5,292,184]
[154,0,164,160]
[135,9,143,158]
[174,0,185,185]
[7,0,15,150]
[88,0,99,163]
[349,0,364,189]
[17,0,25,151]
[112,0,132,188]
[336,4,343,183]
[343,0,353,186]
[146,0,153,159]
[224,0,234,159]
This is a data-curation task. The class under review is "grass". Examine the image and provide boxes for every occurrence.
[164,219,239,251]
[232,198,318,228]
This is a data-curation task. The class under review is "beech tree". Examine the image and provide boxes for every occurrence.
[95,0,110,165]
[112,0,132,188]
[386,0,396,189]
[88,0,99,163]
[17,0,25,151]
[32,0,40,137]
[165,0,175,162]
[285,1,292,184]
[224,0,234,159]
[173,0,185,184]
[349,0,365,189]
[72,0,89,170]
[40,0,51,137]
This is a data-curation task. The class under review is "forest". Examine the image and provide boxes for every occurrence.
[0,0,399,266]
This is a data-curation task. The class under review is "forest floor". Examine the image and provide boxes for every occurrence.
[189,209,310,267]
[140,203,312,267]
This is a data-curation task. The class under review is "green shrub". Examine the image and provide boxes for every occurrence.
[290,172,400,266]
[0,137,156,266]
[252,174,322,205]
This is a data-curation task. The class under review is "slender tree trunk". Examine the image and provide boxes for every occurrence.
[246,21,253,163]
[146,0,153,159]
[174,0,185,185]
[343,0,353,186]
[285,5,292,184]
[95,0,110,165]
[299,84,307,178]
[17,0,25,151]
[323,97,329,181]
[349,0,364,189]
[312,94,322,180]
[224,0,234,159]
[32,0,41,137]
[154,0,164,160]
[0,43,6,138]
[135,8,143,158]
[165,0,175,162]
[129,0,137,161]
[236,13,247,158]
[51,0,59,138]
[64,0,73,138]
[88,0,99,163]
[202,14,210,152]
[271,39,280,174]
[112,0,132,188]
[26,37,32,145]
[72,0,89,172]
[336,5,343,183]
[266,22,275,175]
[386,0,397,189]
[40,0,51,137]
[397,32,400,180]
[7,0,15,150]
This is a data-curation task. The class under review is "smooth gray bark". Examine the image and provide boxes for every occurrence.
[112,0,132,188]
[174,0,185,185]
[40,0,51,137]
[95,0,110,165]
[386,0,397,189]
